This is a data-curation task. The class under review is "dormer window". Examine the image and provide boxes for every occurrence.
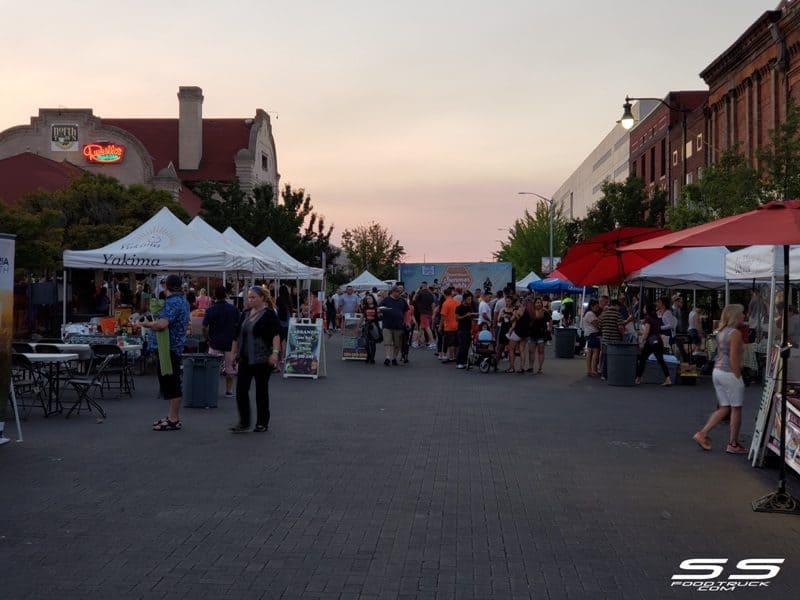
[261,153,269,171]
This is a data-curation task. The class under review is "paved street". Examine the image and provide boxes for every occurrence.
[2,338,799,599]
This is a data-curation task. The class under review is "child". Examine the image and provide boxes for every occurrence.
[478,322,493,343]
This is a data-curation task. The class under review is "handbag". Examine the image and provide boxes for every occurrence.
[367,322,383,342]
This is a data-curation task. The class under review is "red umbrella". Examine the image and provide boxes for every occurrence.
[623,200,800,514]
[557,227,677,286]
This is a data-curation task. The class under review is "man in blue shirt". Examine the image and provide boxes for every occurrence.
[142,274,190,431]
[379,286,408,366]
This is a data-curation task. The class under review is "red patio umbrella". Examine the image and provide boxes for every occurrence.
[623,200,800,514]
[557,227,677,286]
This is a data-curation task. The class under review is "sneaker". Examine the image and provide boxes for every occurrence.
[384,359,391,366]
[428,343,437,350]
[411,342,420,349]
[224,392,234,398]
[693,432,711,451]
[456,364,466,369]
[391,359,399,366]
[726,443,749,454]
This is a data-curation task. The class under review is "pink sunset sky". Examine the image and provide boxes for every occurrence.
[0,1,764,262]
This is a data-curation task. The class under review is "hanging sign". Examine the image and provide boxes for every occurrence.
[51,124,79,151]
[283,317,323,379]
[83,143,125,164]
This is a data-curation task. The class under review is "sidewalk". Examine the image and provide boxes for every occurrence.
[1,337,798,599]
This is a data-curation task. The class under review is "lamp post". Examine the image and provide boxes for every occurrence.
[518,192,556,274]
[619,95,692,202]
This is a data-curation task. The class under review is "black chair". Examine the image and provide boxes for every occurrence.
[62,355,114,419]
[10,353,49,418]
[88,344,133,396]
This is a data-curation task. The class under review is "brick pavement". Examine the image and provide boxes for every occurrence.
[1,337,799,599]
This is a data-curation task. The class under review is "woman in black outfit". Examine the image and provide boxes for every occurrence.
[360,294,381,364]
[635,303,673,386]
[230,286,282,433]
[325,293,337,337]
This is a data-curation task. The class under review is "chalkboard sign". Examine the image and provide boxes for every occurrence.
[342,314,367,360]
[283,318,323,379]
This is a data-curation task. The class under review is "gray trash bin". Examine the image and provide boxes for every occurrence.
[554,328,577,358]
[182,353,221,408]
[606,343,638,386]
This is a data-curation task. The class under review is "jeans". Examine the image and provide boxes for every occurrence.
[636,341,669,378]
[235,359,272,428]
[457,330,471,365]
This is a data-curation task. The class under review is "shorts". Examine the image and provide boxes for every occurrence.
[208,347,237,376]
[713,369,744,407]
[157,353,183,400]
[383,328,404,349]
[586,333,601,349]
[419,314,432,329]
[529,338,546,345]
[444,331,458,348]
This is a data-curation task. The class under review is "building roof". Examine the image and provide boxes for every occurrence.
[0,152,84,204]
[103,118,252,183]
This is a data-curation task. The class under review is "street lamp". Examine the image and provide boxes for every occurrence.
[518,191,556,274]
[619,94,692,197]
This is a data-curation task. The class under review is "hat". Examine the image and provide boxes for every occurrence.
[165,274,182,292]
[672,294,682,301]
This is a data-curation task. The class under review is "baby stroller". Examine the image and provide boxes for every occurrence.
[467,325,498,373]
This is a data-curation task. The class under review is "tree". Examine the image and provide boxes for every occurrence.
[582,176,667,240]
[340,222,405,281]
[0,173,188,275]
[197,181,337,267]
[758,97,800,201]
[494,202,567,276]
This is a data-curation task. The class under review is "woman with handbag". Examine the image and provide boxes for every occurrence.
[360,294,381,364]
[634,303,673,386]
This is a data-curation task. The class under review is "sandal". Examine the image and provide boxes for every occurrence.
[537,369,543,374]
[693,431,711,451]
[505,368,516,373]
[152,418,182,431]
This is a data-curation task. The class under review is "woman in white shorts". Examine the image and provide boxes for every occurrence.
[693,304,748,454]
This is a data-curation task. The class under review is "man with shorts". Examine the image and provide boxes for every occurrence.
[143,274,190,431]
[380,286,407,366]
[414,281,435,348]
[203,286,240,397]
[439,287,459,363]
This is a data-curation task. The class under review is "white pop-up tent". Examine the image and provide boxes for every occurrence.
[725,245,800,281]
[345,270,390,292]
[222,227,291,277]
[188,217,279,276]
[627,246,732,289]
[516,271,541,291]
[257,236,323,280]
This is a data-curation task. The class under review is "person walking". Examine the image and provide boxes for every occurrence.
[202,286,240,398]
[527,297,551,374]
[505,297,531,373]
[325,292,337,337]
[439,287,459,363]
[693,304,748,453]
[379,286,407,366]
[634,303,673,386]
[360,294,381,364]
[145,274,191,431]
[599,299,625,380]
[229,286,281,433]
[582,299,601,377]
[413,282,436,349]
[455,291,477,369]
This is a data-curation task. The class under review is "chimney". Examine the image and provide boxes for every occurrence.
[178,86,203,170]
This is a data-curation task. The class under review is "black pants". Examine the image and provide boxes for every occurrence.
[235,359,272,428]
[636,341,669,378]
[457,329,471,365]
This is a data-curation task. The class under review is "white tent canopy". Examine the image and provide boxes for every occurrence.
[257,236,323,280]
[187,217,277,274]
[725,245,800,280]
[627,246,732,289]
[345,270,390,292]
[222,227,288,277]
[516,271,541,291]
[63,207,243,272]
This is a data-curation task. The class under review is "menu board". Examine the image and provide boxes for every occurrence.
[341,314,367,360]
[283,318,323,379]
[766,396,800,476]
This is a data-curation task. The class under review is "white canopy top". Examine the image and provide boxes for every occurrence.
[222,227,288,277]
[627,246,731,289]
[516,271,541,291]
[725,245,800,280]
[63,207,242,272]
[257,236,324,280]
[187,217,275,274]
[345,270,390,291]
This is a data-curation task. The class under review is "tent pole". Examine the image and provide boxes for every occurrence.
[62,269,68,332]
[753,244,800,514]
[725,280,730,306]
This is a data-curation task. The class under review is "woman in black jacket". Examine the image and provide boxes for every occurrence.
[230,286,281,433]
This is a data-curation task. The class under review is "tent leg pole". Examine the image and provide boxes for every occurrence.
[62,269,68,333]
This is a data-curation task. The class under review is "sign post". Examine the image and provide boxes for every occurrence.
[283,317,324,379]
[0,233,21,444]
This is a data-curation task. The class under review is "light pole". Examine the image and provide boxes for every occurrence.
[518,191,556,274]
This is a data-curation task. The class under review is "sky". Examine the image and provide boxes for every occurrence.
[0,1,771,263]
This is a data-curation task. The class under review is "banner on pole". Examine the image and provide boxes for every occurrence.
[0,234,16,438]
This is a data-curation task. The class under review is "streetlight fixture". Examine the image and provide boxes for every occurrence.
[618,94,692,199]
[518,191,557,274]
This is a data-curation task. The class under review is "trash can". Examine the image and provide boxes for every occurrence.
[554,328,577,358]
[182,353,222,408]
[605,343,638,386]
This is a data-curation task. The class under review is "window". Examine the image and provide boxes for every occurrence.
[673,179,679,202]
[631,161,637,178]
[686,171,693,185]
[697,166,704,180]
[650,148,655,183]
[660,139,666,177]
[261,153,269,171]
[685,141,693,159]
[696,134,703,150]
[672,150,678,166]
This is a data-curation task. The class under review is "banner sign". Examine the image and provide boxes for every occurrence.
[341,314,367,360]
[399,262,513,294]
[51,124,79,151]
[0,234,16,426]
[766,395,800,476]
[283,318,322,379]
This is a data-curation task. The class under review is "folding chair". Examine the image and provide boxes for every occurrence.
[62,355,114,419]
[10,353,49,418]
[89,344,133,396]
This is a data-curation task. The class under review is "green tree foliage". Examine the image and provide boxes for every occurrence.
[0,173,187,275]
[495,202,566,276]
[758,97,800,201]
[197,181,337,267]
[340,222,405,281]
[581,177,667,239]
